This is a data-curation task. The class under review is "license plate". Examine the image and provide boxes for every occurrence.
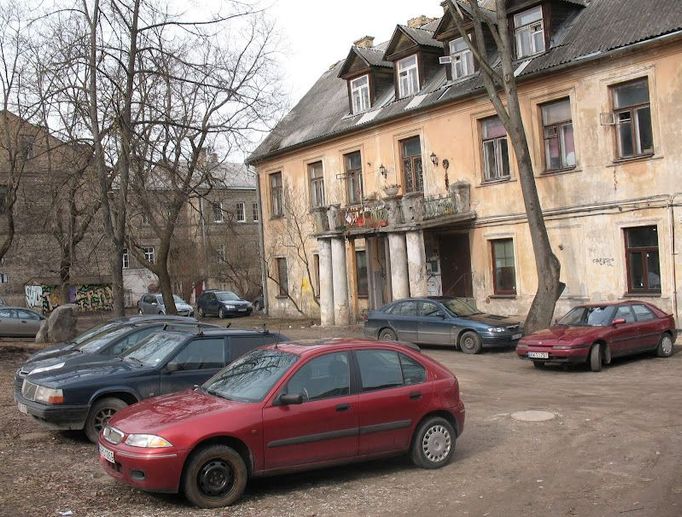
[99,444,115,463]
[512,333,522,340]
[17,402,27,414]
[238,308,247,312]
[528,351,549,359]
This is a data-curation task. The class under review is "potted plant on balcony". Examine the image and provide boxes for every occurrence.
[383,183,400,198]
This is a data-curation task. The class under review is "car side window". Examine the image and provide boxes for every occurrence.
[285,352,350,402]
[614,305,635,323]
[399,353,426,385]
[419,302,444,318]
[392,301,418,317]
[17,310,39,320]
[167,337,225,370]
[632,304,655,321]
[0,308,13,318]
[228,335,269,361]
[356,350,404,391]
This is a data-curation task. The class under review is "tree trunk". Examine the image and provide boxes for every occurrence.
[59,252,71,305]
[110,249,125,317]
[157,266,177,315]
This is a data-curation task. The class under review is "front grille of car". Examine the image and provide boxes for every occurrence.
[506,325,521,332]
[21,380,38,401]
[103,426,124,445]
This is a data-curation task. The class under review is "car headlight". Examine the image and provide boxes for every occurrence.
[124,434,173,448]
[222,304,236,310]
[30,362,65,375]
[487,327,506,333]
[34,386,64,404]
[552,344,575,350]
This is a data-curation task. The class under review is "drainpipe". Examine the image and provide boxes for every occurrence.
[668,193,682,327]
[252,166,269,315]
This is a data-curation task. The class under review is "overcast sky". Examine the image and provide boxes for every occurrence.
[269,0,443,106]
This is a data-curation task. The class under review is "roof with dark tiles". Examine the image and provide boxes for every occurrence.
[248,0,682,164]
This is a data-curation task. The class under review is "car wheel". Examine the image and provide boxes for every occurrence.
[183,445,248,508]
[411,416,456,469]
[460,331,482,354]
[218,307,226,319]
[378,328,397,341]
[589,343,602,372]
[657,333,674,357]
[85,397,128,443]
[532,361,546,369]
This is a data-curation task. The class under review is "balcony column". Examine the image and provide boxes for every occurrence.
[406,230,427,297]
[331,237,350,325]
[318,238,334,327]
[388,232,409,300]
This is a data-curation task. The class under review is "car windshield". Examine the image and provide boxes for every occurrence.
[202,349,298,402]
[441,298,480,316]
[215,291,240,302]
[73,321,123,345]
[173,295,186,304]
[558,306,615,327]
[77,326,133,353]
[123,332,188,366]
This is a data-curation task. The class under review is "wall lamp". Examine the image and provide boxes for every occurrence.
[430,152,438,167]
[378,164,387,178]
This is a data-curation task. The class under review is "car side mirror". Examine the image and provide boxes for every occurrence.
[612,318,626,326]
[278,393,303,405]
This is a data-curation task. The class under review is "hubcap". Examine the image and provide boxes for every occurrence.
[94,408,117,432]
[662,336,673,354]
[198,459,233,497]
[422,424,452,463]
[463,337,474,349]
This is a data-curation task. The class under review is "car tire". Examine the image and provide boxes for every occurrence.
[532,361,546,369]
[218,307,226,319]
[589,343,602,372]
[84,397,129,443]
[378,328,397,341]
[411,416,456,469]
[183,444,248,508]
[657,333,674,357]
[460,331,482,354]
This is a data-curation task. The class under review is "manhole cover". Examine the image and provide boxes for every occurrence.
[511,410,556,422]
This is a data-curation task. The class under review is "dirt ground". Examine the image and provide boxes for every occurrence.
[1,318,681,517]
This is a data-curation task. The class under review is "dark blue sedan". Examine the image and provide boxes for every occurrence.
[364,297,523,354]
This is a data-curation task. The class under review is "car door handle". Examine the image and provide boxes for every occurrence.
[336,403,351,412]
[409,391,422,400]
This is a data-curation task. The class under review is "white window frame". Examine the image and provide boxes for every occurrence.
[212,201,224,223]
[481,117,510,182]
[143,246,155,264]
[397,54,419,98]
[252,202,259,222]
[449,37,474,80]
[236,202,245,222]
[514,6,545,59]
[308,161,325,208]
[350,75,370,114]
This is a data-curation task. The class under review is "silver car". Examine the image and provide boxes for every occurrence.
[0,307,45,337]
[137,293,194,317]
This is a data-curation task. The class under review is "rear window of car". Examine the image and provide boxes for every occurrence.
[386,301,418,317]
[632,304,655,321]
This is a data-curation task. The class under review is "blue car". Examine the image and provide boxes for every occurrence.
[364,297,523,354]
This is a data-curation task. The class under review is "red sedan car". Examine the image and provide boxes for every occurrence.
[516,301,676,371]
[98,339,465,508]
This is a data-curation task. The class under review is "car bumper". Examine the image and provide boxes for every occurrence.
[15,393,89,430]
[223,308,253,317]
[516,344,591,363]
[480,333,522,348]
[98,440,185,493]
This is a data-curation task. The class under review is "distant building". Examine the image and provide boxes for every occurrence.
[248,0,682,326]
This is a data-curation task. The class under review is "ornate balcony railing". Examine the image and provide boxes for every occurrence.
[423,194,457,220]
[341,201,389,230]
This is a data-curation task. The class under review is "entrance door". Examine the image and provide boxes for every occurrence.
[439,233,473,297]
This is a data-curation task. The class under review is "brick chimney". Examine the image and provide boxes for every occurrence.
[353,35,375,48]
[407,15,437,29]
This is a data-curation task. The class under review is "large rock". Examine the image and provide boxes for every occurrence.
[46,304,78,343]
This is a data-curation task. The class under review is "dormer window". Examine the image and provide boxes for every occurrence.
[350,75,371,114]
[397,55,419,98]
[449,37,474,80]
[513,6,545,59]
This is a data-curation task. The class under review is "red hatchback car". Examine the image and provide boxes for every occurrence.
[516,301,676,371]
[98,339,465,508]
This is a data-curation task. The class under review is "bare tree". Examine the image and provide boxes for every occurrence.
[450,0,563,333]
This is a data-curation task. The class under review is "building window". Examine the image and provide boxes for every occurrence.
[491,239,516,295]
[350,75,370,114]
[122,248,129,269]
[624,226,660,293]
[481,116,510,181]
[356,250,368,297]
[276,257,288,296]
[216,244,225,263]
[144,246,155,265]
[397,54,419,98]
[308,161,325,208]
[344,151,363,204]
[252,202,259,222]
[612,78,653,159]
[269,172,283,217]
[514,6,545,58]
[236,202,245,222]
[541,98,575,171]
[449,37,474,80]
[400,136,423,193]
[212,202,223,223]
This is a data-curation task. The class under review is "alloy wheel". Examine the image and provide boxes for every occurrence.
[422,424,452,463]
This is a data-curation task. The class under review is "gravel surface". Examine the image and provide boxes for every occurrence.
[1,326,681,517]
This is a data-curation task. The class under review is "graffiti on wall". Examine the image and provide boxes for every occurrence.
[24,283,113,313]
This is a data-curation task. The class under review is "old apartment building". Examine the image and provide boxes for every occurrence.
[248,0,682,326]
